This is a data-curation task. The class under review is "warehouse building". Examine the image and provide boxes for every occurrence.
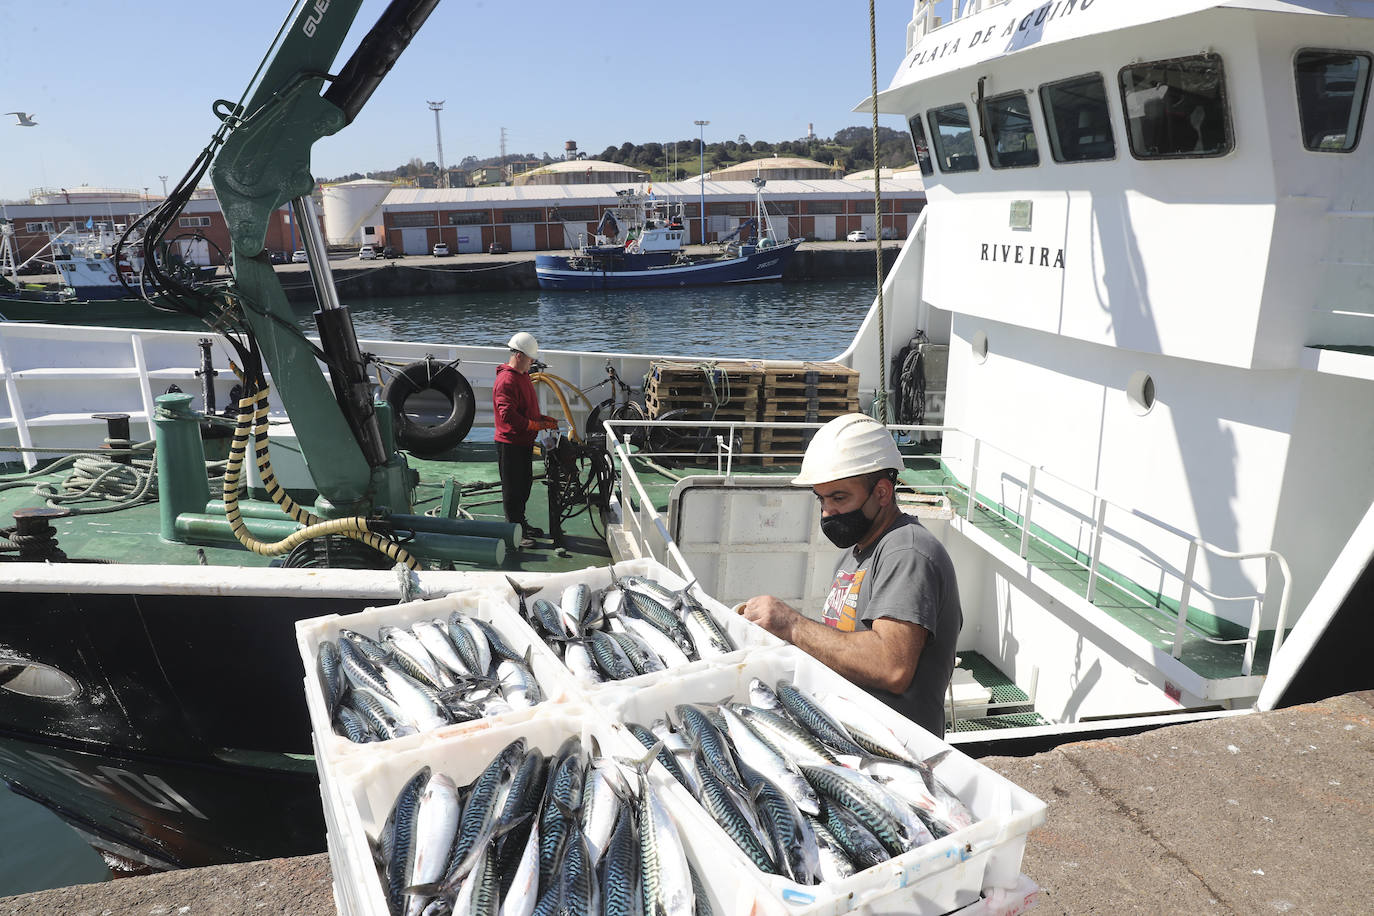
[4,174,925,266]
[378,177,925,254]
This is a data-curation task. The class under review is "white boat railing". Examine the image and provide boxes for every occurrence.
[944,430,1292,677]
[604,417,1291,679]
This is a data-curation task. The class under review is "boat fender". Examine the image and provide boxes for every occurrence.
[383,360,476,455]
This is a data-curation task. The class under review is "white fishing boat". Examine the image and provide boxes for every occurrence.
[0,0,1369,881]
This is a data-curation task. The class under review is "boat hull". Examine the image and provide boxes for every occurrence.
[0,293,208,329]
[0,584,383,870]
[535,240,800,290]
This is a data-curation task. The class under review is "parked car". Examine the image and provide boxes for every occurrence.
[488,242,508,255]
[268,251,287,264]
[358,245,377,260]
[846,229,869,242]
[382,245,401,259]
[291,250,308,263]
[432,242,450,257]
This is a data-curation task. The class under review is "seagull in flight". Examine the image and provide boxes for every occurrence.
[5,112,37,126]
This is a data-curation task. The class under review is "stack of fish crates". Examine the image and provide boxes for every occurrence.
[755,362,861,464]
[297,558,1047,916]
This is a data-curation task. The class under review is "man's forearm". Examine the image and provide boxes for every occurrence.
[787,615,904,693]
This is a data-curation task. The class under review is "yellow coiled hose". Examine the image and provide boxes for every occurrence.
[222,387,421,570]
[530,371,588,443]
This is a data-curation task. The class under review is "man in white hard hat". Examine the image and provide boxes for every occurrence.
[740,413,962,738]
[493,332,559,549]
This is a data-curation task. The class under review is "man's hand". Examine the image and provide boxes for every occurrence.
[539,416,559,430]
[737,595,801,642]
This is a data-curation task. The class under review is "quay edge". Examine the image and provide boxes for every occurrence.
[3,690,1367,915]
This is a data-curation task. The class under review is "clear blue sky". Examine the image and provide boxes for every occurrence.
[0,0,936,202]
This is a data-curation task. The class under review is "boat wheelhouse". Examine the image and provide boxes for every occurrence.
[854,0,1374,732]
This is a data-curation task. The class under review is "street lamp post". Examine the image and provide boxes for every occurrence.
[694,119,709,244]
[158,175,168,197]
[428,101,446,188]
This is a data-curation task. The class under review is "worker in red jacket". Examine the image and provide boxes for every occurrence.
[493,331,559,548]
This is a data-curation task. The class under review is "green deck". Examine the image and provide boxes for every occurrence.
[0,441,611,574]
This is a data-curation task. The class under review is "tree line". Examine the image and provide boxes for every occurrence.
[323,126,916,184]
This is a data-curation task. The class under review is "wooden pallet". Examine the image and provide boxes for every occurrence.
[644,393,759,421]
[757,396,859,423]
[645,359,766,420]
[759,362,859,400]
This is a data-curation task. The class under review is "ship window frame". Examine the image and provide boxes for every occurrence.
[982,90,1041,169]
[907,114,936,176]
[1118,54,1234,160]
[927,103,981,173]
[1294,48,1372,153]
[1040,72,1118,163]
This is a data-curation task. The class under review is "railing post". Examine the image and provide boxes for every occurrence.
[1086,498,1108,603]
[1171,540,1200,660]
[1241,594,1261,677]
[1269,552,1292,662]
[965,438,981,519]
[1018,466,1037,559]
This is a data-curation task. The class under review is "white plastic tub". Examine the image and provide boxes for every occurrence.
[295,586,581,773]
[326,707,770,916]
[496,556,783,691]
[600,646,1048,916]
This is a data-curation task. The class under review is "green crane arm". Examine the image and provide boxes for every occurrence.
[209,0,439,510]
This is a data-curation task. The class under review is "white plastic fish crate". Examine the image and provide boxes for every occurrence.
[324,707,762,916]
[295,586,581,774]
[601,645,1048,916]
[946,874,1040,916]
[496,556,784,693]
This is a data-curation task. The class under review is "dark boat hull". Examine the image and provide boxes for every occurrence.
[0,293,208,329]
[0,587,379,869]
[535,240,801,290]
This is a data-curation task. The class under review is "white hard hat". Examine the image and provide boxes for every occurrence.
[792,414,903,486]
[507,331,538,359]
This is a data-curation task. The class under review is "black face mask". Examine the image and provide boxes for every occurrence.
[819,483,877,549]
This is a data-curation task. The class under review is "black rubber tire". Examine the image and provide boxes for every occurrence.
[383,361,475,455]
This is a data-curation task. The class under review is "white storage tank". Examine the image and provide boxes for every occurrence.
[320,178,393,245]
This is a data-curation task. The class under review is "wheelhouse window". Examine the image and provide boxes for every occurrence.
[1295,50,1371,152]
[983,92,1040,168]
[907,114,935,175]
[928,104,979,172]
[1119,55,1232,158]
[1041,73,1117,162]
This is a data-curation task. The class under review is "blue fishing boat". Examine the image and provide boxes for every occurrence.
[534,178,801,290]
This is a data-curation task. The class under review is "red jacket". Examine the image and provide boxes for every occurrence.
[493,363,541,445]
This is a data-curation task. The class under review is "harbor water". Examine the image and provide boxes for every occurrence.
[0,276,878,897]
[336,276,878,360]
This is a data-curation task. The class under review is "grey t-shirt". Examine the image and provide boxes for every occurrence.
[812,513,962,739]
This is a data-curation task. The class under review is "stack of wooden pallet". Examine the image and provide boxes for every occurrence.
[644,359,860,463]
[643,360,765,425]
[754,362,861,463]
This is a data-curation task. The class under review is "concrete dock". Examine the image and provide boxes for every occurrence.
[2,691,1368,915]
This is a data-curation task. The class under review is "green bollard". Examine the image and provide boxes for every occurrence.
[155,393,210,543]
